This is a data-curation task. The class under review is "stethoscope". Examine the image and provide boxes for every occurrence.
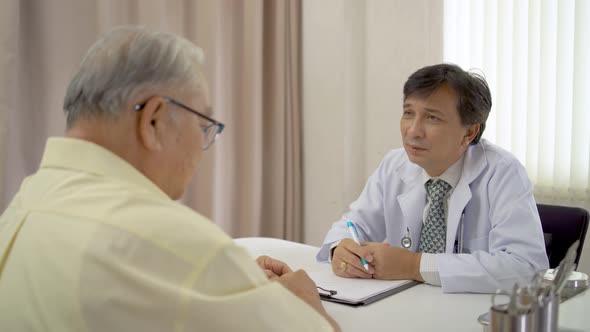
[401,227,412,248]
[401,212,466,253]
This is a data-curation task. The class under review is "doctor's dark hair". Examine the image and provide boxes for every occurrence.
[403,63,492,144]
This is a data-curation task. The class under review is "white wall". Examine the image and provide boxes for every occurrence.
[302,0,443,246]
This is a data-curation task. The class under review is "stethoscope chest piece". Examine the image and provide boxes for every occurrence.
[401,227,412,248]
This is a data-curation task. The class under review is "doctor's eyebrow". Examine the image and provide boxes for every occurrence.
[423,107,446,117]
[403,103,445,116]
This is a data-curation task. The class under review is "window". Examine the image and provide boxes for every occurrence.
[444,0,590,203]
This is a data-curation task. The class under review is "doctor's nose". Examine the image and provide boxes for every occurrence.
[404,118,425,138]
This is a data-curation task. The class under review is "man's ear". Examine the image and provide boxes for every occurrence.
[464,123,480,145]
[136,97,167,151]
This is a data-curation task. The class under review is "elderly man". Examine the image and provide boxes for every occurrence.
[317,64,549,293]
[0,26,339,331]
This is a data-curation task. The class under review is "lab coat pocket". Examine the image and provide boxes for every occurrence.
[462,234,489,254]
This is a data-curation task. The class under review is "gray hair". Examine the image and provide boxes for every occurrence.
[63,26,206,128]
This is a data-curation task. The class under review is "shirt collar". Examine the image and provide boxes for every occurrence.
[40,137,169,199]
[421,154,465,190]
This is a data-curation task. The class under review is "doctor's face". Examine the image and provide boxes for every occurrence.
[400,84,477,177]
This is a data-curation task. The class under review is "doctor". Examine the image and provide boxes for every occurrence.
[316,64,549,293]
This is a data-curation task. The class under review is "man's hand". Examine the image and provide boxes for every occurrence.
[368,244,424,281]
[277,270,341,332]
[256,256,341,331]
[331,239,378,278]
[256,256,340,331]
[256,255,292,279]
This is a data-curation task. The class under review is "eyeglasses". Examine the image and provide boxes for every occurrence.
[135,97,225,150]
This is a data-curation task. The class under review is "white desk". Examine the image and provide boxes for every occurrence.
[235,237,589,332]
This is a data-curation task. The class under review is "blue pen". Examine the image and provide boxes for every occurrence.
[346,221,369,271]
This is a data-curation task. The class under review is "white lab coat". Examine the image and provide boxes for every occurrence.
[317,139,549,293]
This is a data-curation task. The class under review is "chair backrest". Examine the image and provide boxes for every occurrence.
[537,204,589,269]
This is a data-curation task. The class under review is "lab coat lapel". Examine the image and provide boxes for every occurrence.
[446,182,471,253]
[396,163,425,251]
[445,143,487,253]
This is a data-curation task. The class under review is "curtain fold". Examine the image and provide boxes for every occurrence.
[0,0,19,207]
[0,0,303,241]
[261,0,302,241]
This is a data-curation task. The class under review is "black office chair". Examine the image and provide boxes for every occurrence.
[537,204,589,269]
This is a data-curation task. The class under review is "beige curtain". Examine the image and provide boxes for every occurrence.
[0,0,303,241]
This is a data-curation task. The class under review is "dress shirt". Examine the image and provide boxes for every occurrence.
[0,137,332,332]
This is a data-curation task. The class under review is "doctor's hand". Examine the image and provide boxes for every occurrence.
[256,255,293,279]
[367,245,424,281]
[331,238,377,278]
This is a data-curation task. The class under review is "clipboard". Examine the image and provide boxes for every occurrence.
[308,269,419,307]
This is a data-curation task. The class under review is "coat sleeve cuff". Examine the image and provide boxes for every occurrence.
[327,240,342,263]
[316,240,343,263]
